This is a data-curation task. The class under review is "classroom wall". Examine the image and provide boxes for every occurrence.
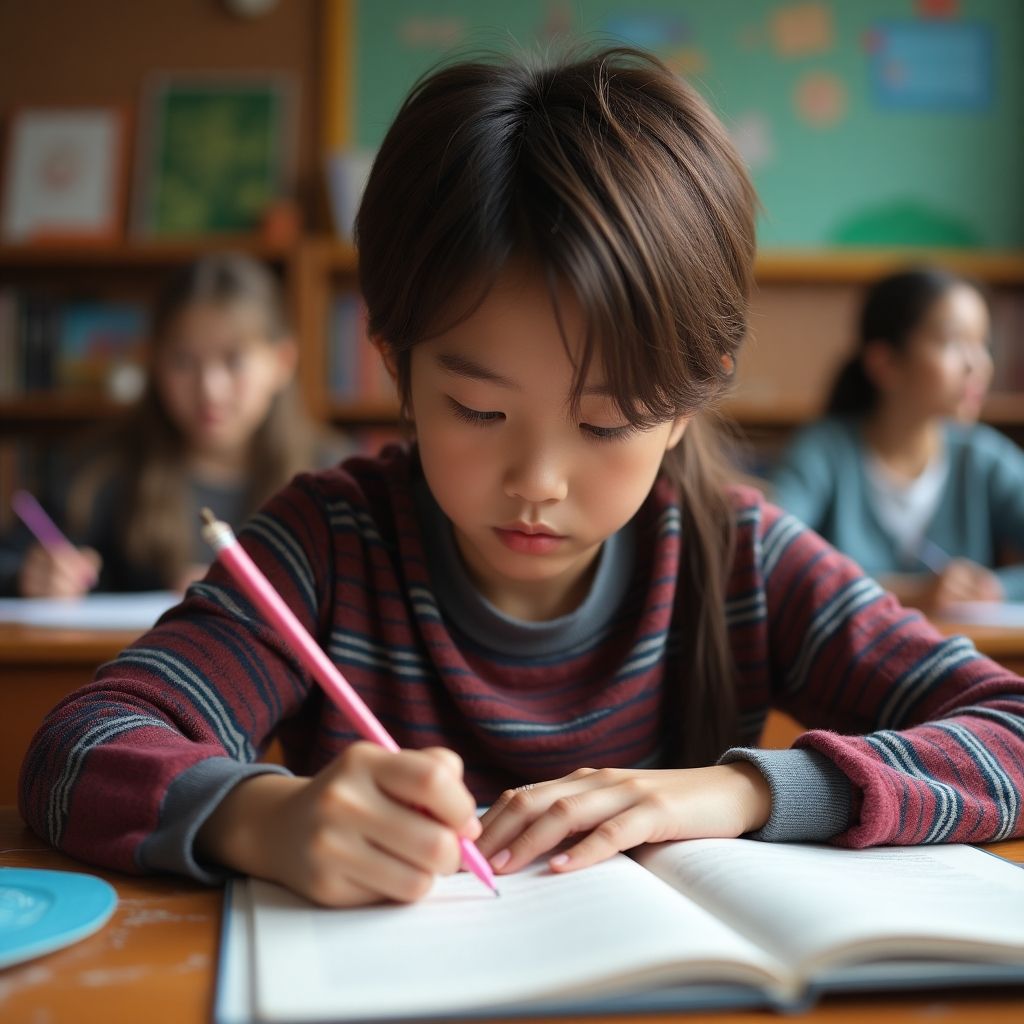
[0,0,328,229]
[347,0,1024,248]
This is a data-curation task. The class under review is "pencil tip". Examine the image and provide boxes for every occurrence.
[200,507,216,527]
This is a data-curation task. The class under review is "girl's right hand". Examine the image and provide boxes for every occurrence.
[18,543,101,598]
[196,742,481,907]
[924,558,1003,612]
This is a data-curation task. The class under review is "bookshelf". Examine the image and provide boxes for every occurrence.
[2,239,1022,523]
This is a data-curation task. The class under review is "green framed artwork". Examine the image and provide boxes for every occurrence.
[134,73,296,236]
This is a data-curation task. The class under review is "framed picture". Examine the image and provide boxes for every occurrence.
[0,107,128,243]
[134,73,297,237]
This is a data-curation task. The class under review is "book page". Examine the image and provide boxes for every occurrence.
[636,839,1024,975]
[0,591,178,630]
[249,855,788,1021]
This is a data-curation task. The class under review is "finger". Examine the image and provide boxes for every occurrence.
[361,798,463,877]
[549,804,659,873]
[375,749,477,829]
[476,781,564,857]
[310,831,437,906]
[487,784,640,875]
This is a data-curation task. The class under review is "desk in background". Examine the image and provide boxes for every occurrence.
[3,619,1024,802]
[0,807,1022,1023]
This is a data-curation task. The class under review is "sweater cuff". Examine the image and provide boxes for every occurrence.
[717,747,853,842]
[138,756,292,884]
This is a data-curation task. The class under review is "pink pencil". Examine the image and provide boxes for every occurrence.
[11,490,98,588]
[199,508,498,897]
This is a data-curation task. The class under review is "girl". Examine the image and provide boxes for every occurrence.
[772,268,1024,613]
[2,252,323,596]
[20,48,1023,908]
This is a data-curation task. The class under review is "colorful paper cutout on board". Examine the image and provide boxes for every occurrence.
[870,20,992,110]
[603,13,689,50]
[771,2,834,58]
[664,46,708,78]
[730,113,775,170]
[829,199,981,247]
[794,72,847,127]
[398,17,465,48]
[916,0,960,18]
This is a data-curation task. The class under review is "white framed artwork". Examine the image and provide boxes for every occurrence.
[1,107,127,243]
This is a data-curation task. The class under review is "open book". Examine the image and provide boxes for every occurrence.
[216,838,1024,1022]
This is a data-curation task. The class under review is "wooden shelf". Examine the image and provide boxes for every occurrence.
[0,237,295,267]
[722,393,1024,429]
[755,248,1024,284]
[325,399,400,423]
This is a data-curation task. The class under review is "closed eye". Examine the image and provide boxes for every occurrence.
[581,423,637,442]
[448,398,504,425]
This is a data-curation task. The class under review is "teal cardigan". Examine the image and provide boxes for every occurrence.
[771,417,1024,600]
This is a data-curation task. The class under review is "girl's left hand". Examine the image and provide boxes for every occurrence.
[477,763,771,876]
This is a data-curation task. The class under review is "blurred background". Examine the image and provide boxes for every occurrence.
[0,0,1021,523]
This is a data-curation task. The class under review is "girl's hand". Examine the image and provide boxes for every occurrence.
[477,763,771,876]
[18,543,101,597]
[925,559,1003,612]
[196,742,481,907]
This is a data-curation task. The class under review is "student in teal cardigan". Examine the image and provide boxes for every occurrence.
[772,267,1024,614]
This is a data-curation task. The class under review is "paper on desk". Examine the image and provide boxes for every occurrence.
[0,591,179,630]
[939,601,1024,629]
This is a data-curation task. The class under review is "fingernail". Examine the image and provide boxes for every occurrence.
[550,853,570,868]
[490,848,511,871]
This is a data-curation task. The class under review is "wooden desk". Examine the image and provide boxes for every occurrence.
[1,808,1022,1024]
[0,624,139,805]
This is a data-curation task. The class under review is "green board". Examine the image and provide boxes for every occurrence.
[351,0,1023,248]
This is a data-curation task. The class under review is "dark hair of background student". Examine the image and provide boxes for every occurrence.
[826,267,985,417]
[355,46,758,765]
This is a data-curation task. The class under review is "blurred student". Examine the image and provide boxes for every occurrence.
[772,267,1024,613]
[1,252,329,596]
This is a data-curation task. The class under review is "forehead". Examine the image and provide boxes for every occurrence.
[165,300,269,346]
[921,285,988,331]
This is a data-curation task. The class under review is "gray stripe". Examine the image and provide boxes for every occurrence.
[49,714,178,844]
[866,731,957,842]
[247,513,316,612]
[116,648,251,760]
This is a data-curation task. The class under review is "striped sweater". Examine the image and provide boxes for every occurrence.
[19,445,1024,877]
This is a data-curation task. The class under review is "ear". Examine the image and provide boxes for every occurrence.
[371,335,399,382]
[861,339,899,395]
[665,414,691,451]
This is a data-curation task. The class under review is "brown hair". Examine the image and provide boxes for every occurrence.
[356,46,757,765]
[70,252,316,586]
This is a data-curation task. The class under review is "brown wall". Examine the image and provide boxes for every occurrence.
[0,0,326,227]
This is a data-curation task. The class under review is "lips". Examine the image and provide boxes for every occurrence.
[494,522,566,554]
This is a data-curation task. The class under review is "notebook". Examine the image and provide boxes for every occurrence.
[215,837,1024,1021]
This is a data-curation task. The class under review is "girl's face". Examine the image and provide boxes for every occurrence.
[155,300,296,461]
[408,268,688,622]
[874,284,992,423]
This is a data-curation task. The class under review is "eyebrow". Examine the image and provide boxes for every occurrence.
[435,352,614,397]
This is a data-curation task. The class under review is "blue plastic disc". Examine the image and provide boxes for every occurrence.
[0,867,118,969]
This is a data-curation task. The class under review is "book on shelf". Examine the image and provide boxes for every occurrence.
[216,836,1024,1022]
[326,291,394,403]
[0,288,148,400]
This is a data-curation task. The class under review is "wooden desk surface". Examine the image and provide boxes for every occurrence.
[1,808,1022,1024]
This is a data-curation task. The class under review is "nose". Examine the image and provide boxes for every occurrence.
[503,435,569,505]
[197,362,231,403]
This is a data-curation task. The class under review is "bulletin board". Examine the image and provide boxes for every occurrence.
[336,0,1023,249]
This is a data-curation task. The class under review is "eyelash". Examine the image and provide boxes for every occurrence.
[447,398,636,442]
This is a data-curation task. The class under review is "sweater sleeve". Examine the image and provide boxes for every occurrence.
[17,472,336,876]
[769,423,837,533]
[750,502,1024,847]
[982,428,1024,601]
